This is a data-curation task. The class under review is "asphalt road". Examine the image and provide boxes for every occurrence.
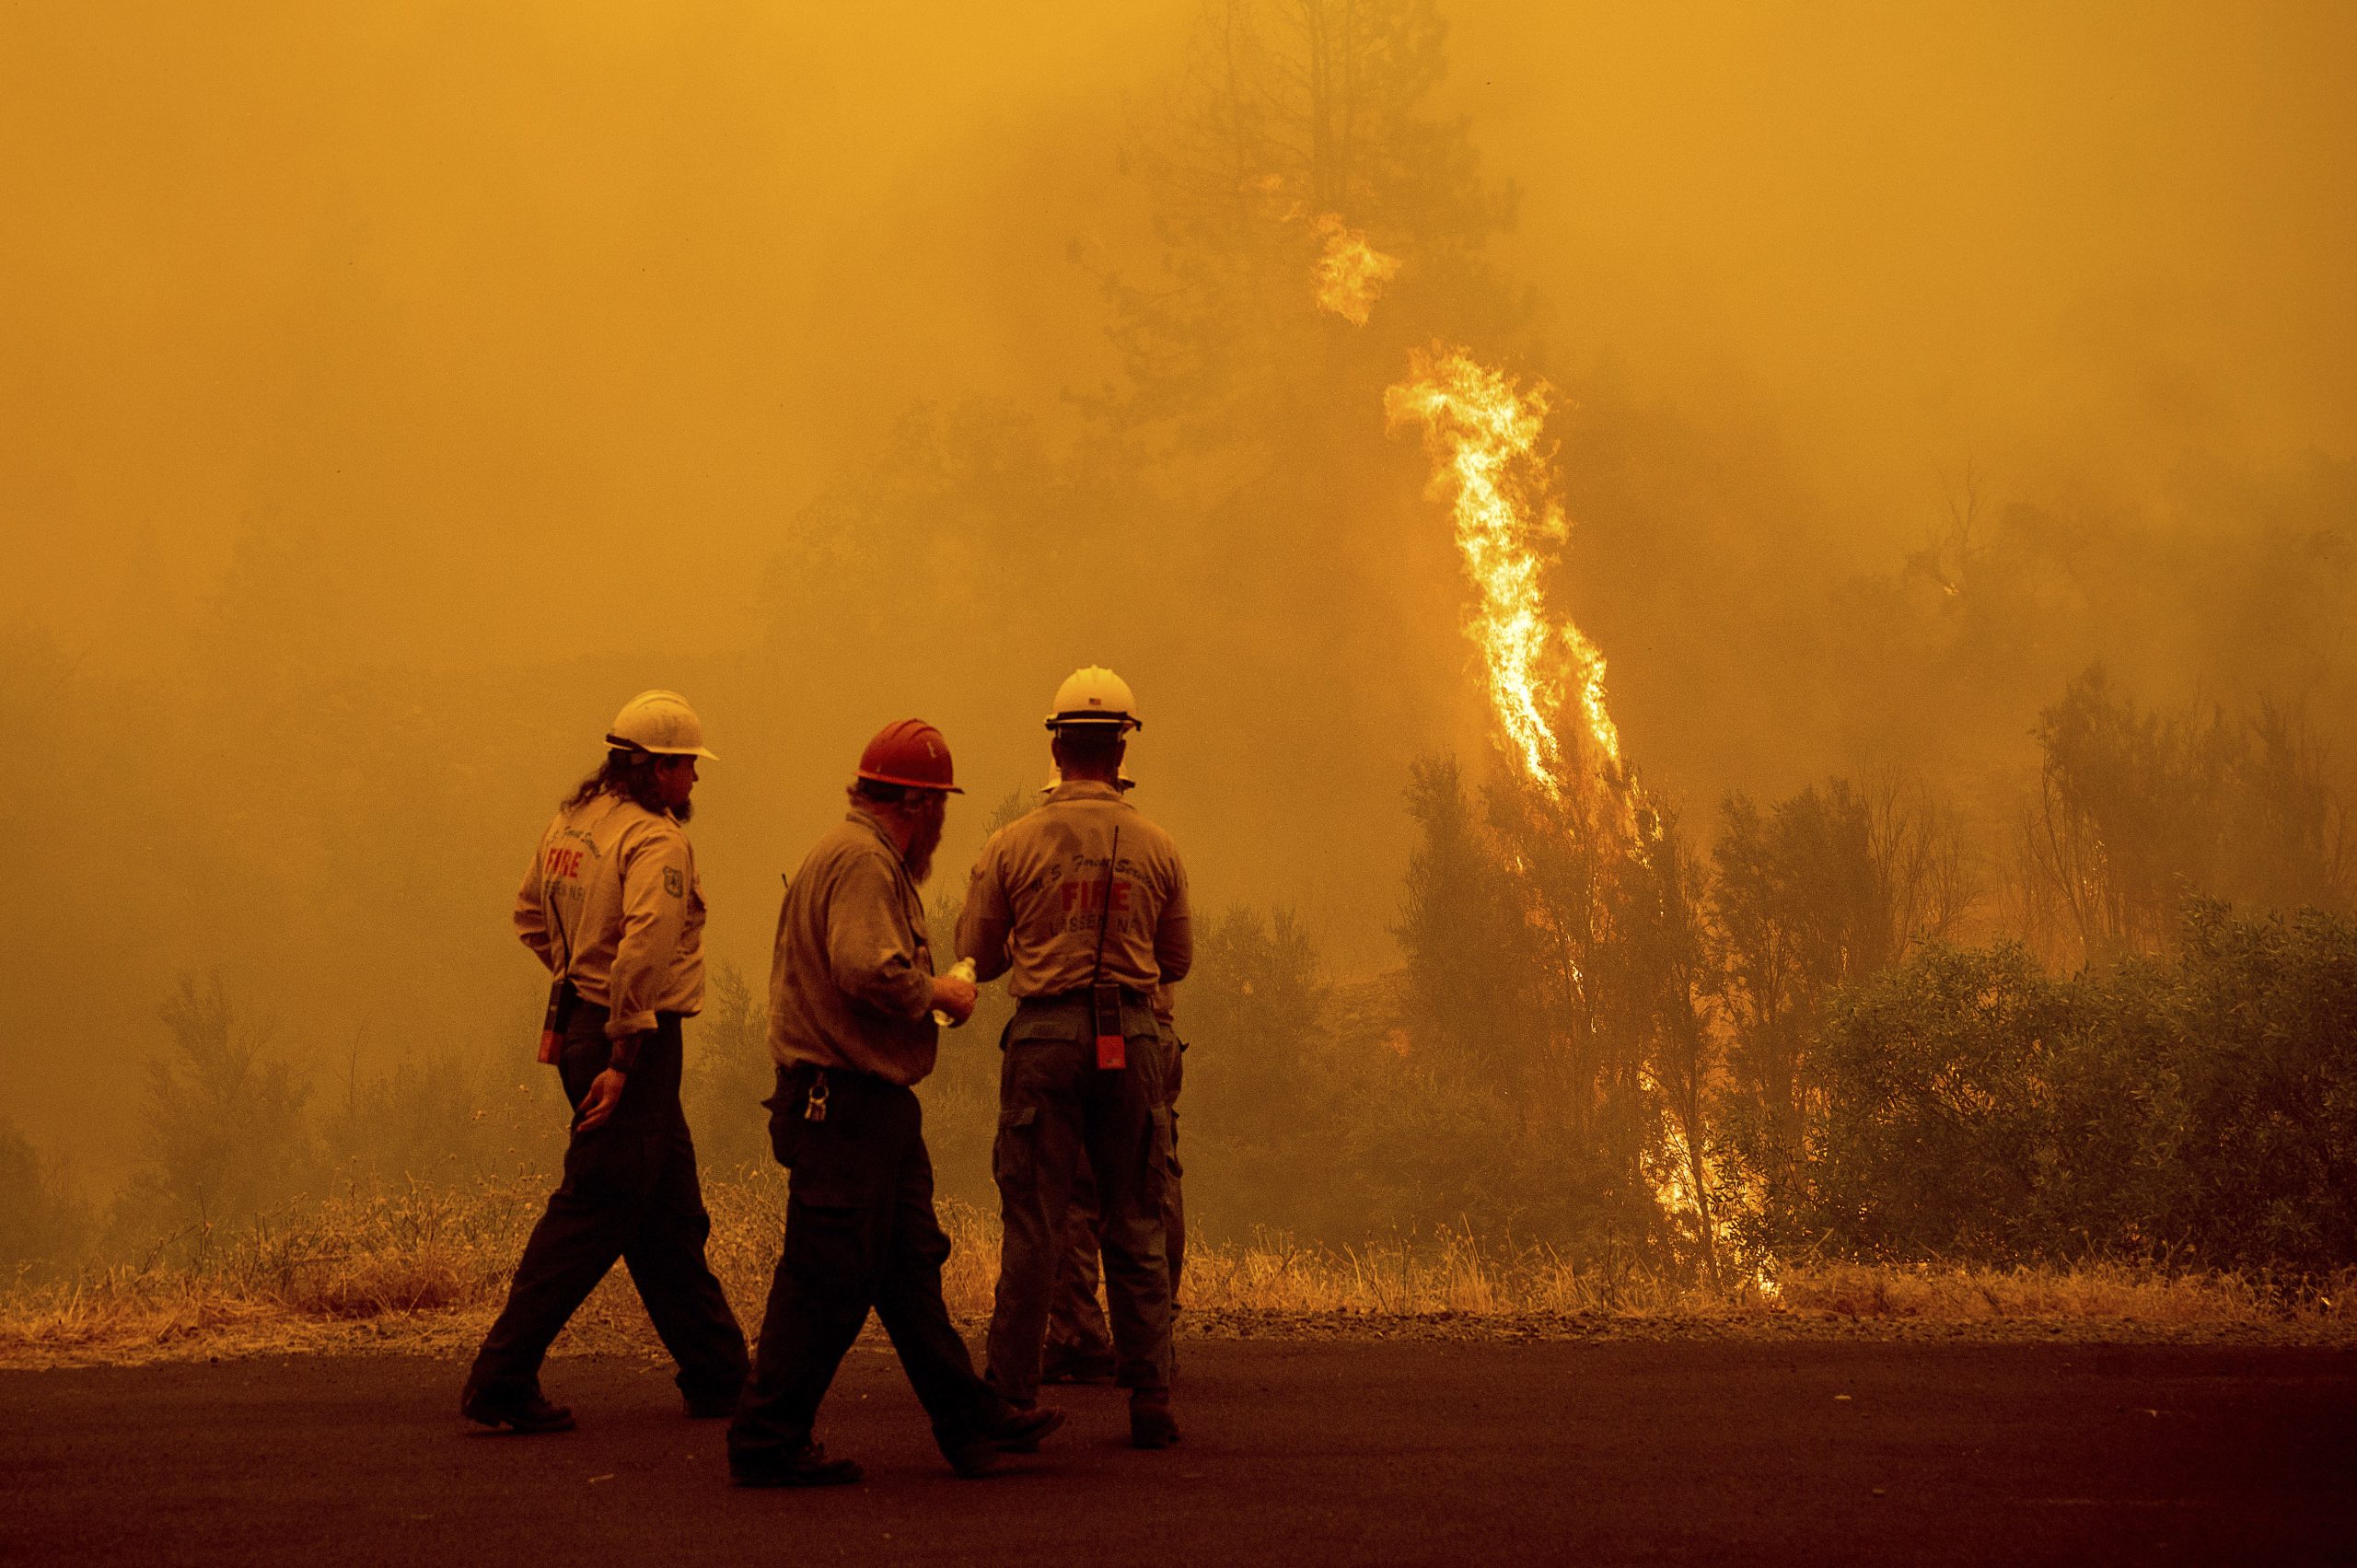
[4,1340,2351,1565]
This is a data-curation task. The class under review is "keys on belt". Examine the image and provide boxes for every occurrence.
[804,1069,829,1123]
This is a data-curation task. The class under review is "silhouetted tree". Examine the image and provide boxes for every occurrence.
[1183,906,1339,1236]
[2223,699,2351,914]
[1394,757,1536,1095]
[0,1119,90,1278]
[682,962,775,1180]
[1378,756,1553,1235]
[1387,753,1669,1251]
[112,975,314,1258]
[2021,669,2350,964]
[1097,0,1515,437]
[2022,668,2236,962]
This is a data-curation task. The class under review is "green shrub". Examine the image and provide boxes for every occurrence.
[1790,904,2357,1272]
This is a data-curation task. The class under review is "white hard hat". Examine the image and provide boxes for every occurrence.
[1046,666,1141,730]
[607,690,718,761]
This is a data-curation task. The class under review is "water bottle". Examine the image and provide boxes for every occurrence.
[931,957,977,1027]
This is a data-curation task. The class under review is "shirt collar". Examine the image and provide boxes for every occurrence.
[846,806,912,871]
[1046,781,1126,805]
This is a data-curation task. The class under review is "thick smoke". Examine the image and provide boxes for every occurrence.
[2,0,2351,1230]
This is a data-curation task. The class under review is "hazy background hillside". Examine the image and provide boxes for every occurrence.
[4,0,2351,1212]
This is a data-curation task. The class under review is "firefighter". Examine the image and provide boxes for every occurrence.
[727,721,1065,1486]
[461,690,749,1434]
[1043,765,1187,1385]
[958,667,1191,1447]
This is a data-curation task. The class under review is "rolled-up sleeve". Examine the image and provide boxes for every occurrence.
[610,823,692,1040]
[1154,858,1193,986]
[829,854,935,1021]
[515,845,555,970]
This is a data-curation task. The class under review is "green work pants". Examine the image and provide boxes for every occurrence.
[1047,1031,1185,1361]
[984,997,1171,1405]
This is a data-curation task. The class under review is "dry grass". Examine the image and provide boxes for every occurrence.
[1774,1260,2333,1326]
[5,1172,2349,1368]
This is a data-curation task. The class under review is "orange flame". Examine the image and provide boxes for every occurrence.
[1387,347,1770,1284]
[1382,347,1621,800]
[1641,1075,1780,1298]
[1309,214,1402,327]
[1354,269,1762,1292]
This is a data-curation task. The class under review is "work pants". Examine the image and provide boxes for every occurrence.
[728,1064,1004,1469]
[469,1007,749,1409]
[1046,1031,1185,1363]
[985,998,1171,1406]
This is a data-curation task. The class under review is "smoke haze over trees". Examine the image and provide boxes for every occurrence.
[3,1,2353,1275]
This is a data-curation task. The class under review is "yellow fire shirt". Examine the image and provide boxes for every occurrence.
[514,791,706,1040]
[957,780,1192,1000]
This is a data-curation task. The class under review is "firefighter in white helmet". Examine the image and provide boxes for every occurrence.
[957,665,1191,1448]
[1031,753,1184,1386]
[1040,849,1188,1381]
[462,691,749,1434]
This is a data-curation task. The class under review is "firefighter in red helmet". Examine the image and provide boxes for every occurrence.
[727,720,1064,1485]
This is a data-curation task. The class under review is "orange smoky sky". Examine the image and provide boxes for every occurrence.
[3,0,2352,1182]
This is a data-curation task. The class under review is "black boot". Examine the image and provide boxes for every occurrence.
[1128,1387,1179,1449]
[460,1376,575,1434]
[946,1401,1068,1476]
[990,1403,1067,1454]
[1040,1344,1118,1385]
[731,1442,863,1488]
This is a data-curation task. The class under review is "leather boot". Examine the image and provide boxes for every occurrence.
[460,1377,575,1434]
[1128,1387,1179,1449]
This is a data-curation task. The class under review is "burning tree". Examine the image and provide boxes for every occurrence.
[1381,345,1742,1275]
[1389,758,1654,1246]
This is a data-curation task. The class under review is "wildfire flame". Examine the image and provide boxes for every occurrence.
[1382,348,1622,800]
[1309,214,1402,327]
[1380,347,1772,1284]
[1320,220,1764,1294]
[1643,1072,1781,1300]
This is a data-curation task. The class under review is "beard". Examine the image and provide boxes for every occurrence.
[905,807,945,885]
[671,797,694,823]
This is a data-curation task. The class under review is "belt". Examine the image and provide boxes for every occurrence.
[563,1000,690,1026]
[1019,985,1151,1008]
[779,1058,893,1090]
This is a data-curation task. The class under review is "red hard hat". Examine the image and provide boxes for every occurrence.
[856,719,962,794]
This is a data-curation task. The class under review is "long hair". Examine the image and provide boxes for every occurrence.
[563,749,668,816]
